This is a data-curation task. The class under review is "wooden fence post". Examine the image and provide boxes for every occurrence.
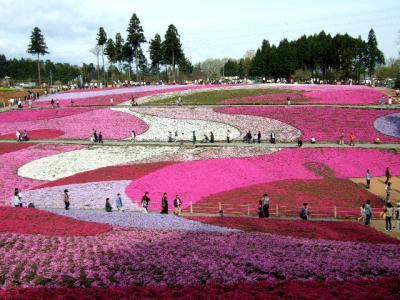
[334,206,337,219]
[247,204,250,216]
[276,204,279,216]
[190,202,193,214]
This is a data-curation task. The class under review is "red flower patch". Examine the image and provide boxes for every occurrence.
[0,143,36,155]
[34,161,176,189]
[1,277,399,299]
[0,207,112,236]
[194,178,382,218]
[0,129,64,140]
[187,216,400,244]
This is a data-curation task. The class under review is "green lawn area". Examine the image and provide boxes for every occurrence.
[146,88,303,105]
[0,87,16,92]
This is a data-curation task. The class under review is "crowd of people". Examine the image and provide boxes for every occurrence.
[61,190,184,216]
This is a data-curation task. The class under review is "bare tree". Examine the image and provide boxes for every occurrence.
[90,45,101,82]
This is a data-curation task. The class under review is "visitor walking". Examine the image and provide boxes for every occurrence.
[226,130,230,143]
[12,188,23,207]
[297,138,303,147]
[270,132,276,144]
[105,198,112,212]
[22,130,29,142]
[257,200,263,218]
[210,132,214,143]
[385,182,393,202]
[161,193,169,214]
[51,99,55,108]
[174,195,182,215]
[142,192,150,213]
[115,193,124,211]
[349,133,355,146]
[384,167,391,184]
[395,203,400,230]
[364,200,372,225]
[257,131,261,144]
[339,131,345,145]
[64,189,70,210]
[365,169,372,189]
[98,132,103,144]
[358,204,366,223]
[131,130,136,143]
[261,193,270,218]
[385,202,394,231]
[300,203,309,220]
[192,131,196,144]
[16,130,22,142]
[92,129,98,143]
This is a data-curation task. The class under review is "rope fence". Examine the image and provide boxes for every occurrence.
[189,202,386,219]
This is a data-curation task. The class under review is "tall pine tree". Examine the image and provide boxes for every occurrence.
[126,13,146,81]
[149,33,163,80]
[162,24,184,82]
[27,27,49,85]
[366,28,385,78]
[96,27,107,83]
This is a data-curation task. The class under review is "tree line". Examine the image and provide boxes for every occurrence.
[0,54,81,84]
[223,29,385,82]
[95,13,192,83]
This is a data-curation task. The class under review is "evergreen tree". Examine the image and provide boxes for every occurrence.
[114,33,125,72]
[162,24,184,82]
[395,72,400,88]
[122,43,134,81]
[27,27,49,85]
[96,27,107,83]
[104,38,116,81]
[149,33,163,80]
[126,13,146,81]
[223,60,238,76]
[366,28,385,78]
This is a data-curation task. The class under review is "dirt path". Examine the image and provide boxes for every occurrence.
[350,176,400,203]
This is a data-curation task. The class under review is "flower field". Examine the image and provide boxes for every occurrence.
[0,207,112,236]
[187,216,400,244]
[1,84,400,298]
[217,106,400,142]
[1,277,399,299]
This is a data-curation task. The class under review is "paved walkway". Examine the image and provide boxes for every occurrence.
[0,139,399,149]
[2,102,400,111]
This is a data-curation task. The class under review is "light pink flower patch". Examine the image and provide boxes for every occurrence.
[0,108,148,139]
[0,144,85,203]
[0,107,95,123]
[126,148,399,211]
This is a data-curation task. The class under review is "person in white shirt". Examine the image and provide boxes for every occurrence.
[16,130,22,142]
[395,203,400,230]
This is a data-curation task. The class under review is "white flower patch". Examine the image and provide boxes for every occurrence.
[112,108,241,142]
[144,146,281,163]
[130,107,301,141]
[23,180,142,210]
[18,146,179,181]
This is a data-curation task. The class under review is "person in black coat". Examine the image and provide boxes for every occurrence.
[161,193,168,214]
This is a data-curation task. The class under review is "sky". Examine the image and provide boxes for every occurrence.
[0,0,399,66]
